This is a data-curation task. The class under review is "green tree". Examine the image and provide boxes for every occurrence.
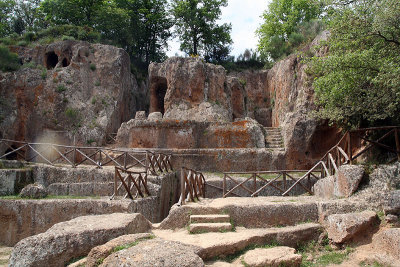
[171,0,232,58]
[0,0,15,37]
[308,0,400,128]
[41,0,105,27]
[257,0,324,61]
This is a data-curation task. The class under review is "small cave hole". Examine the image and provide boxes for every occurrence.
[62,58,70,67]
[45,51,58,70]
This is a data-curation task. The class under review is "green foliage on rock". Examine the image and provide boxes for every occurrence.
[308,0,400,128]
[257,0,324,62]
[0,45,20,72]
[171,0,232,61]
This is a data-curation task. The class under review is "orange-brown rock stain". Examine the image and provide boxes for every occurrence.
[213,128,251,148]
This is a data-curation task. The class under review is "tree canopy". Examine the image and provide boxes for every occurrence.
[257,0,324,62]
[171,0,232,61]
[308,0,400,128]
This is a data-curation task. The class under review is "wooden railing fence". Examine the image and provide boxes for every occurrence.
[178,167,206,205]
[111,167,150,200]
[222,170,320,197]
[147,151,173,176]
[0,139,174,176]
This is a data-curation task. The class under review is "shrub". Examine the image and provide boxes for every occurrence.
[24,32,36,42]
[61,35,75,41]
[0,45,20,72]
[65,107,79,121]
[41,69,47,79]
[90,63,96,71]
[16,41,28,46]
[56,85,66,93]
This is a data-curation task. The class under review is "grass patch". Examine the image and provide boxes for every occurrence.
[66,256,85,266]
[214,240,281,263]
[0,259,8,265]
[359,259,392,267]
[0,195,102,200]
[56,84,66,93]
[298,240,354,267]
[112,235,155,253]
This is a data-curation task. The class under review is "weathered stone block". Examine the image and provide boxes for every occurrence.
[326,211,378,244]
[313,165,364,198]
[384,190,400,215]
[0,168,33,196]
[242,247,302,267]
[101,239,203,267]
[9,213,151,267]
[148,112,163,121]
[135,111,147,120]
[19,184,47,199]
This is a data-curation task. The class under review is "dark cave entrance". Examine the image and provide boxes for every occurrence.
[4,145,18,160]
[62,58,70,67]
[45,51,58,69]
[150,77,168,114]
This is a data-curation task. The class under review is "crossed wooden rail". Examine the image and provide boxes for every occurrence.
[178,167,206,205]
[0,139,173,176]
[111,167,150,200]
[222,170,320,197]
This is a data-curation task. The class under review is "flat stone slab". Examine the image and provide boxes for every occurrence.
[101,238,203,267]
[189,223,232,234]
[241,246,302,267]
[9,213,151,267]
[154,223,322,260]
[190,214,230,223]
[86,233,153,267]
[326,210,378,243]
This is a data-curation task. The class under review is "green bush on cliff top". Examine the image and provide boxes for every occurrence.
[0,45,20,72]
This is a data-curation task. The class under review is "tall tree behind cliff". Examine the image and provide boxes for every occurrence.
[257,0,324,62]
[171,0,232,60]
[309,0,400,128]
[0,0,15,37]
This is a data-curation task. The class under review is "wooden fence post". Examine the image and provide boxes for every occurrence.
[223,174,226,198]
[180,168,186,205]
[347,132,352,164]
[283,172,286,191]
[114,168,118,198]
[395,128,400,162]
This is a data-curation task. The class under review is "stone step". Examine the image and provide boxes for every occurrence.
[189,223,232,234]
[154,223,322,260]
[190,214,230,224]
[266,137,282,141]
[266,144,284,147]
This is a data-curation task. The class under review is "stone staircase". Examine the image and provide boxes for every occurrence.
[264,127,284,151]
[189,214,233,234]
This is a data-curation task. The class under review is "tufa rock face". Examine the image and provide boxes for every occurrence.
[19,183,47,199]
[145,31,340,168]
[149,57,231,122]
[326,211,378,244]
[0,40,141,147]
[9,213,151,267]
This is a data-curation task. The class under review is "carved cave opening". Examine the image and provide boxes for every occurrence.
[45,51,58,70]
[151,77,168,114]
[62,58,70,67]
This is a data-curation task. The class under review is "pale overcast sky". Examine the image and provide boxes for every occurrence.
[167,0,271,57]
